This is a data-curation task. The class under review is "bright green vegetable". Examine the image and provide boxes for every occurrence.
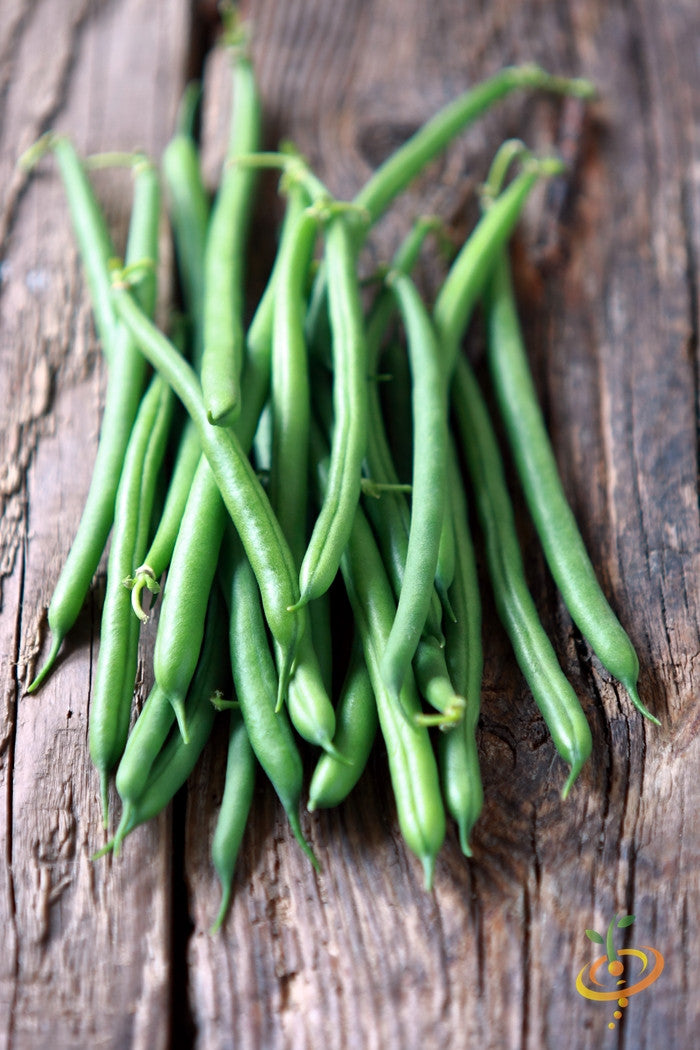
[201,38,261,425]
[28,153,159,691]
[452,354,592,798]
[483,250,657,724]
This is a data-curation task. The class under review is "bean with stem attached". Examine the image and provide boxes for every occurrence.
[110,285,305,705]
[28,153,159,691]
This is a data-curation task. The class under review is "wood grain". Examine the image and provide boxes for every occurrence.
[1,0,698,1048]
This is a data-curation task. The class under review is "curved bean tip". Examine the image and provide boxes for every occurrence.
[170,697,190,744]
[421,853,437,892]
[625,681,661,726]
[210,883,232,936]
[319,738,354,767]
[90,839,115,862]
[288,811,321,871]
[26,633,62,694]
[458,824,474,858]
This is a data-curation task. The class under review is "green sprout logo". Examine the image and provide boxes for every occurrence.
[576,913,664,1031]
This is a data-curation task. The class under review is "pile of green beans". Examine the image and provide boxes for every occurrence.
[22,21,658,929]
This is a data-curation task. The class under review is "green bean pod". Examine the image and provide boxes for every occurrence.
[285,631,339,755]
[311,427,446,888]
[29,156,160,691]
[483,251,657,723]
[412,635,465,726]
[296,215,368,607]
[307,637,378,811]
[452,355,592,798]
[438,442,484,854]
[109,591,227,855]
[111,288,305,701]
[127,416,201,622]
[152,456,228,738]
[89,373,174,823]
[210,709,257,933]
[115,682,177,807]
[306,65,594,343]
[380,272,448,699]
[162,133,209,372]
[353,65,593,227]
[434,159,563,376]
[201,48,261,425]
[220,530,318,867]
[270,205,320,559]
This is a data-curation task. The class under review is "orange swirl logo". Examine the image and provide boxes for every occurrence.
[576,914,664,1030]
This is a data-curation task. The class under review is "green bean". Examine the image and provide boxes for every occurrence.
[270,205,320,559]
[311,425,446,889]
[483,250,658,723]
[438,442,484,854]
[353,66,593,227]
[295,214,369,607]
[126,416,201,622]
[115,682,177,807]
[152,456,228,739]
[434,505,456,621]
[434,157,563,376]
[220,529,318,867]
[452,354,592,798]
[412,635,465,727]
[307,636,378,811]
[363,218,446,645]
[162,127,209,372]
[307,588,334,698]
[285,631,340,755]
[306,66,594,341]
[380,271,448,699]
[108,590,227,855]
[246,183,310,366]
[28,155,160,692]
[90,373,174,823]
[210,709,257,933]
[128,128,210,620]
[201,45,261,425]
[111,286,305,703]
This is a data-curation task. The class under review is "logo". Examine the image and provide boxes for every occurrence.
[575,913,664,1031]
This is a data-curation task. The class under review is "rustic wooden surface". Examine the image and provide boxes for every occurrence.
[1,1,699,1048]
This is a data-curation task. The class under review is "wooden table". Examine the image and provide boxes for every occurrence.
[1,1,698,1047]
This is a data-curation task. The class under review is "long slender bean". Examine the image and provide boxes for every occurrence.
[308,636,378,810]
[484,250,657,723]
[111,286,305,703]
[29,155,160,691]
[220,529,318,866]
[90,373,174,823]
[380,271,448,699]
[295,215,369,607]
[210,709,257,933]
[201,44,260,424]
[109,591,227,855]
[311,425,446,889]
[452,354,592,797]
[152,456,228,738]
[438,442,484,854]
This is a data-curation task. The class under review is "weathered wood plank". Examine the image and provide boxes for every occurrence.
[1,1,191,1047]
[181,2,700,1048]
